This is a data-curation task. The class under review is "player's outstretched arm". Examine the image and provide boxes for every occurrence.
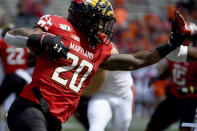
[100,46,167,71]
[100,10,188,71]
[187,46,197,62]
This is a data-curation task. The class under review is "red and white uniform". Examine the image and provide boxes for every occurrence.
[0,38,28,75]
[20,15,113,123]
[168,60,197,99]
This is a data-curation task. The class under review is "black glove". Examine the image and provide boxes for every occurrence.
[45,35,69,61]
[177,86,197,95]
[156,10,191,58]
[27,33,69,61]
[169,10,190,48]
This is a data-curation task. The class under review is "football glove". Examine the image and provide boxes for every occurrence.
[27,33,69,61]
[169,9,191,48]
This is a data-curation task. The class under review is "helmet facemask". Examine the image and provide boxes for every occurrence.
[68,0,116,47]
[86,10,115,47]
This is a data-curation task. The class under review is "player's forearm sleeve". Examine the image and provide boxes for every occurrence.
[166,45,188,62]
[4,32,28,48]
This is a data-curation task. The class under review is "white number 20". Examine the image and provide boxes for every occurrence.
[51,53,93,93]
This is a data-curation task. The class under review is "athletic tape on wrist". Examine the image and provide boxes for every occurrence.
[4,32,28,48]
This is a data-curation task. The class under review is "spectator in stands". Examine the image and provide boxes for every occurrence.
[112,0,128,48]
[16,0,44,27]
[167,4,176,22]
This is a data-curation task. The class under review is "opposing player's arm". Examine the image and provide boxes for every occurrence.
[82,69,108,96]
[153,60,170,80]
[166,45,197,62]
[148,60,170,87]
[187,46,197,62]
[100,9,191,71]
[100,49,161,71]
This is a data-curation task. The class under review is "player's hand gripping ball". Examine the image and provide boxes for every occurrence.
[27,32,69,61]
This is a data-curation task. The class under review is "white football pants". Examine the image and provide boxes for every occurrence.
[88,90,134,131]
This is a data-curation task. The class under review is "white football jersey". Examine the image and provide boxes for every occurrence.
[88,70,134,131]
[99,70,133,97]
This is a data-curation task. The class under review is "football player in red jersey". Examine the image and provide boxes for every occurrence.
[3,0,191,130]
[145,17,197,131]
[0,24,32,131]
[146,56,197,131]
[146,22,197,131]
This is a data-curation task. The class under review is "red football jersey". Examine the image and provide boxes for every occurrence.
[168,60,197,98]
[20,15,113,123]
[0,38,28,75]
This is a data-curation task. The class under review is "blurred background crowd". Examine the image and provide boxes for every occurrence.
[0,0,197,124]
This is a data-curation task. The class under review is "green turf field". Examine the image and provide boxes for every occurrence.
[62,115,179,131]
[0,114,178,131]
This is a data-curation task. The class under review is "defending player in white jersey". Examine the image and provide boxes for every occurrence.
[87,70,135,131]
[87,46,135,131]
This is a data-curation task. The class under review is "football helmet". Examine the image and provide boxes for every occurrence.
[68,0,116,47]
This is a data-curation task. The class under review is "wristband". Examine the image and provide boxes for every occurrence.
[156,42,175,58]
[27,34,43,48]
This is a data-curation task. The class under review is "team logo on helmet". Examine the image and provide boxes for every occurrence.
[72,0,114,17]
[81,0,114,17]
[69,0,115,47]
